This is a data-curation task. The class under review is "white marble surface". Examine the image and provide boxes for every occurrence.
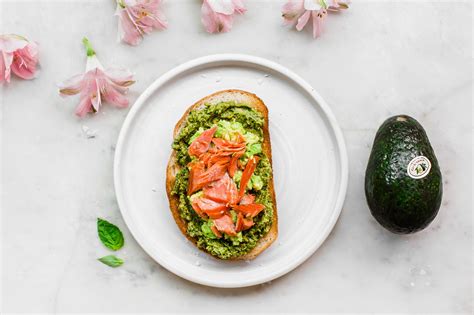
[1,0,472,313]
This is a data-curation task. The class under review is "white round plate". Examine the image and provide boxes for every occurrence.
[114,54,348,288]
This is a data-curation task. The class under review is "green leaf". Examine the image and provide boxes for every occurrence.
[97,218,124,251]
[98,255,123,268]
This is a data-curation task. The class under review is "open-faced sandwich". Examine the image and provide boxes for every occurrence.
[166,90,277,260]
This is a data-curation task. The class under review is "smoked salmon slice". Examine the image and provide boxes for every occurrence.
[238,156,260,199]
[188,127,217,157]
[233,203,265,218]
[198,162,228,185]
[199,151,215,167]
[242,217,255,230]
[240,194,255,205]
[203,173,238,205]
[228,152,244,178]
[207,155,231,168]
[213,214,237,236]
[235,212,244,232]
[212,138,246,151]
[188,162,228,195]
[195,197,227,219]
[210,224,222,238]
[235,212,255,232]
[187,161,205,195]
[200,148,233,168]
[190,200,206,218]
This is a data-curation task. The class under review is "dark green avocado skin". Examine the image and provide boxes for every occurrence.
[365,115,442,234]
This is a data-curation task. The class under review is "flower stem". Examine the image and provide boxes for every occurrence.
[116,0,126,9]
[82,37,95,57]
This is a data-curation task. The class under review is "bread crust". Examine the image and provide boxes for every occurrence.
[165,89,278,260]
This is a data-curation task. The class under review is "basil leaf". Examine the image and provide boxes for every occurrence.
[98,255,123,268]
[97,218,124,251]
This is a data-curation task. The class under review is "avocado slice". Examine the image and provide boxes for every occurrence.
[365,115,443,234]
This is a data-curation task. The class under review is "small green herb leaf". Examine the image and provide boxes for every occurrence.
[98,255,123,268]
[97,218,124,251]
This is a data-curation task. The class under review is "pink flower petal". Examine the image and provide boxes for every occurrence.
[90,78,102,112]
[149,7,168,30]
[296,10,311,31]
[104,68,135,87]
[311,9,327,38]
[312,10,321,38]
[59,73,84,96]
[10,41,39,80]
[0,52,6,84]
[282,0,304,25]
[103,85,130,108]
[202,0,235,33]
[328,0,350,11]
[75,96,94,117]
[201,0,246,33]
[304,0,323,11]
[119,8,143,46]
[215,13,234,33]
[0,34,28,53]
[117,0,168,46]
[1,51,13,83]
[231,0,247,14]
[201,0,218,33]
[207,0,235,15]
[144,0,168,29]
[283,0,348,39]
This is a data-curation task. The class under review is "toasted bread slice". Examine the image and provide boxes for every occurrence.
[166,89,278,260]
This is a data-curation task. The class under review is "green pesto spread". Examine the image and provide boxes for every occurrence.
[171,102,274,259]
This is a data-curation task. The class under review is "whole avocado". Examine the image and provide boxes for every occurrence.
[365,115,442,234]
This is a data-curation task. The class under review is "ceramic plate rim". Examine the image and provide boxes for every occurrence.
[114,54,348,288]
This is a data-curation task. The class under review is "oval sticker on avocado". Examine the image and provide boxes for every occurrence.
[407,156,431,179]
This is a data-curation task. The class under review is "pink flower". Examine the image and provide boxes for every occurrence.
[0,34,39,84]
[201,0,246,34]
[282,0,349,38]
[59,37,135,117]
[116,0,168,46]
[327,0,350,11]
